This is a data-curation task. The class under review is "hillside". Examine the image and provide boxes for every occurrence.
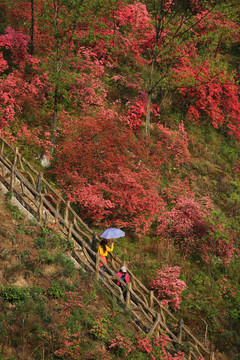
[0,191,140,360]
[0,0,240,359]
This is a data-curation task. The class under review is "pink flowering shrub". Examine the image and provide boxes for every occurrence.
[0,52,8,72]
[109,331,133,356]
[157,196,235,264]
[90,313,112,342]
[124,99,161,132]
[84,349,112,360]
[157,196,209,241]
[42,301,188,360]
[136,334,153,354]
[59,292,84,316]
[0,27,29,64]
[53,330,83,359]
[150,266,187,310]
[136,334,185,359]
[234,161,240,174]
[153,121,191,168]
[217,277,236,298]
[172,56,240,141]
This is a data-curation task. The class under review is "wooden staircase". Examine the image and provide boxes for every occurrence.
[0,135,216,360]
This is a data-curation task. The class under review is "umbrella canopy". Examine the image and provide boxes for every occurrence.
[100,228,125,239]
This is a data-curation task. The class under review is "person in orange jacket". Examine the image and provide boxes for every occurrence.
[98,238,114,278]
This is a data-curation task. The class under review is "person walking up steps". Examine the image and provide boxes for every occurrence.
[98,238,114,279]
[116,265,130,299]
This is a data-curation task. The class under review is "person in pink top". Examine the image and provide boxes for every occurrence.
[116,266,130,299]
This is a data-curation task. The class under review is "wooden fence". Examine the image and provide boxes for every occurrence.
[0,135,216,360]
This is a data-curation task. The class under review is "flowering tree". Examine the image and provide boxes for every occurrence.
[52,111,165,234]
[0,27,51,153]
[150,266,187,310]
[171,55,240,141]
[157,196,235,264]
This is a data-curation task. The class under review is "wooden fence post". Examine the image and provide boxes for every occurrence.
[188,350,192,360]
[1,140,4,154]
[210,351,215,360]
[149,290,154,309]
[160,307,166,325]
[38,194,44,225]
[92,231,97,251]
[147,314,160,338]
[10,166,15,192]
[13,147,18,166]
[125,282,132,310]
[64,200,70,226]
[177,319,183,342]
[95,253,100,280]
[36,171,43,193]
[68,223,73,241]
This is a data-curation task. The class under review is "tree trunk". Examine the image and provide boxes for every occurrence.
[145,92,152,138]
[49,2,60,157]
[29,0,34,55]
[49,83,59,156]
[145,20,161,138]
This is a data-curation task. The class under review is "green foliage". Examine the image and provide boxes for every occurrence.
[24,228,35,235]
[127,352,149,360]
[34,236,46,249]
[66,313,84,333]
[1,249,10,260]
[0,314,7,342]
[55,252,76,277]
[83,289,98,306]
[30,286,44,300]
[4,263,26,279]
[40,227,50,236]
[48,280,65,298]
[9,233,15,243]
[9,205,23,220]
[0,228,7,238]
[58,236,74,252]
[221,141,240,164]
[38,249,55,264]
[20,249,31,263]
[1,0,240,357]
[0,286,29,303]
[49,234,59,249]
[5,191,13,200]
[28,218,38,226]
[16,224,26,234]
[35,300,52,323]
[89,314,112,342]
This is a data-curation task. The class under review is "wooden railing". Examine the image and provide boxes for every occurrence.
[0,135,215,360]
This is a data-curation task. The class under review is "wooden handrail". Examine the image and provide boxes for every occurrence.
[0,135,213,359]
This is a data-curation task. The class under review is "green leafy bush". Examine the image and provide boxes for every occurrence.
[10,205,23,220]
[38,249,54,264]
[35,300,52,323]
[48,281,65,298]
[34,236,46,249]
[0,286,29,303]
[55,252,75,277]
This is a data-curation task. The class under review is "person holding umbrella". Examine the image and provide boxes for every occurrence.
[98,228,125,279]
[98,238,114,279]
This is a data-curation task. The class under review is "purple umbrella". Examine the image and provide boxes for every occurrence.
[100,228,125,239]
